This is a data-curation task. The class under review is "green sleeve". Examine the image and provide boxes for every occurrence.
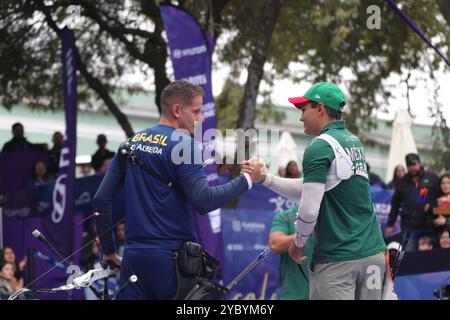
[270,209,297,234]
[302,138,334,184]
[270,213,289,234]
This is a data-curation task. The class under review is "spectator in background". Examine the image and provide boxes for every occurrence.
[47,131,64,178]
[1,123,46,153]
[79,236,103,301]
[284,160,301,179]
[80,224,100,272]
[418,235,434,251]
[269,208,314,300]
[277,165,286,177]
[438,229,450,249]
[434,173,450,229]
[387,165,406,189]
[2,246,28,288]
[77,162,93,177]
[2,247,26,288]
[386,153,440,252]
[91,134,115,173]
[367,163,387,188]
[27,160,51,188]
[0,262,22,299]
[116,223,126,257]
[99,158,113,174]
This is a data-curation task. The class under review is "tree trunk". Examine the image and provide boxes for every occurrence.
[234,0,284,162]
[437,0,450,28]
[236,0,284,131]
[140,0,171,114]
[227,0,284,208]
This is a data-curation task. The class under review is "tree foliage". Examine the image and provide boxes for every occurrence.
[1,0,174,137]
[215,0,449,170]
[219,0,449,134]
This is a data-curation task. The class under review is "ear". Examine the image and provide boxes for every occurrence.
[172,103,181,119]
[318,103,325,116]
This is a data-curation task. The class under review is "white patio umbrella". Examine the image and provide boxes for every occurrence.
[386,108,418,182]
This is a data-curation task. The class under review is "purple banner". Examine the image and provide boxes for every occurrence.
[160,5,224,266]
[221,209,280,299]
[237,184,300,213]
[42,26,78,257]
[371,187,401,234]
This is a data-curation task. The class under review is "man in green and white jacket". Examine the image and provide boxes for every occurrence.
[243,82,387,300]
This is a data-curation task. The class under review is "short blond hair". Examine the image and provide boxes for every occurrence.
[161,80,204,115]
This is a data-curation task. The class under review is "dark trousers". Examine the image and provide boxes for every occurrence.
[118,248,177,300]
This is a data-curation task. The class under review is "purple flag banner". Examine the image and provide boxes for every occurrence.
[42,27,78,257]
[160,5,224,266]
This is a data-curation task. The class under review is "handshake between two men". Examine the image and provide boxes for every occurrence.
[239,158,308,264]
[240,158,268,184]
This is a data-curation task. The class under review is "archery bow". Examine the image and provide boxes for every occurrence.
[8,216,127,300]
[8,262,113,300]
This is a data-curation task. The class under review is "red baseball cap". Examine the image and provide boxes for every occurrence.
[288,82,346,111]
[287,96,310,109]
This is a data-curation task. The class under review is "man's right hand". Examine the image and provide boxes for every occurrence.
[103,253,122,274]
[241,159,267,183]
[384,226,394,238]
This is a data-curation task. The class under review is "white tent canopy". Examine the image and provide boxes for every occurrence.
[277,131,299,169]
[386,108,418,182]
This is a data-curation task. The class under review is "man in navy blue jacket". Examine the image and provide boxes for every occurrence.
[93,80,254,299]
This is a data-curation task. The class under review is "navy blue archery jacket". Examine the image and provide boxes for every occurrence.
[93,124,251,254]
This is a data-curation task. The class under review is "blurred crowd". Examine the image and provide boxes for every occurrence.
[377,154,450,253]
[0,123,116,189]
[0,123,118,300]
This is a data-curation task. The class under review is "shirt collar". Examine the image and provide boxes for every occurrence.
[320,120,346,134]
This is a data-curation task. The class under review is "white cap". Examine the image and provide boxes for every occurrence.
[387,241,402,251]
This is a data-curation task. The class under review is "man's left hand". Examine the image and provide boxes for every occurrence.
[288,242,307,264]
